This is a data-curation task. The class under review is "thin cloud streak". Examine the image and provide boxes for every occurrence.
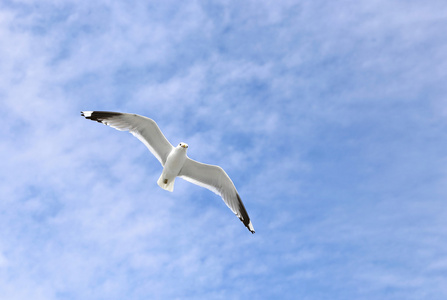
[1,0,447,299]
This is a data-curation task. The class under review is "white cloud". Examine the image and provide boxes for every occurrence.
[2,0,447,299]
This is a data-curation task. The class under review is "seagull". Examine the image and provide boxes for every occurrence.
[81,111,255,233]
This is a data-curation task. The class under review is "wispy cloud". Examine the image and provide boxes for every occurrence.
[1,0,447,299]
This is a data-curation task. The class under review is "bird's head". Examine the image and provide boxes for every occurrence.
[179,142,189,149]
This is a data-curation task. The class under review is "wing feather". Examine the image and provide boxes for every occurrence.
[179,158,255,233]
[81,111,173,165]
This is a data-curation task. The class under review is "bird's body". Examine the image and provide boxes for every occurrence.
[157,143,188,192]
[81,111,255,233]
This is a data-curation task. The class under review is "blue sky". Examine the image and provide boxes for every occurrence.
[1,0,447,299]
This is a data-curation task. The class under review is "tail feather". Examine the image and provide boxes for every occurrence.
[157,175,175,192]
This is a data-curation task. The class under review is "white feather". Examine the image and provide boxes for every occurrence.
[81,111,173,165]
[179,158,254,233]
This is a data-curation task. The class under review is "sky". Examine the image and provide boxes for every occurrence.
[1,0,447,299]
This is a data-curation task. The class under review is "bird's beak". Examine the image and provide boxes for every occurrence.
[181,144,188,148]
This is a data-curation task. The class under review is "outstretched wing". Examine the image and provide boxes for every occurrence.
[179,157,255,233]
[81,111,173,165]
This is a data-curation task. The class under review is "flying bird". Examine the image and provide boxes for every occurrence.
[81,111,255,233]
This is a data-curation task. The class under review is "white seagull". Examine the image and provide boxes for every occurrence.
[81,111,255,233]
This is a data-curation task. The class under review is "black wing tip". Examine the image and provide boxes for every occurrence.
[240,216,255,234]
[245,220,255,234]
[81,111,122,123]
[236,193,255,234]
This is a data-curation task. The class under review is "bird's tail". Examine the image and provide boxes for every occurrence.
[157,175,175,192]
